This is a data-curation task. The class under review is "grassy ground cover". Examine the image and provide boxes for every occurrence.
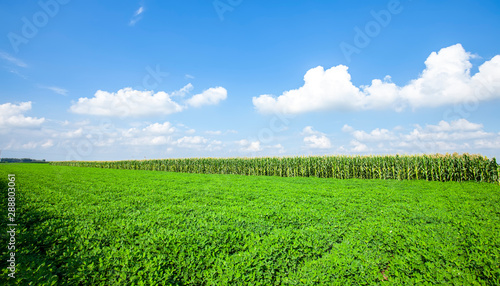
[1,163,499,285]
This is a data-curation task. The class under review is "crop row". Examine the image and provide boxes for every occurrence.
[51,153,500,183]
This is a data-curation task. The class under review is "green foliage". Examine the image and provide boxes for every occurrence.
[51,153,500,184]
[0,164,499,285]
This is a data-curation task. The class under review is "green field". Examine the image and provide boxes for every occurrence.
[1,163,500,285]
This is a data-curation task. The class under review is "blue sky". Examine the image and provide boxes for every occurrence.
[1,0,500,161]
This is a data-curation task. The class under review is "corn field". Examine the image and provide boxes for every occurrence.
[50,153,500,183]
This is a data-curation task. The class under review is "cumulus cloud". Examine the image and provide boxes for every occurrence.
[351,128,397,142]
[70,88,184,117]
[186,87,227,108]
[119,122,175,145]
[350,140,369,153]
[206,129,238,136]
[402,125,490,142]
[174,136,222,151]
[70,85,227,117]
[253,65,363,113]
[119,122,176,146]
[41,139,54,148]
[253,44,500,114]
[0,102,45,129]
[238,139,262,152]
[341,124,354,133]
[302,126,332,149]
[171,83,194,97]
[425,119,482,132]
[206,130,222,135]
[474,138,500,149]
[304,135,332,149]
[271,144,286,154]
[342,118,497,154]
[143,122,176,134]
[57,128,84,139]
[126,136,170,146]
[176,136,208,146]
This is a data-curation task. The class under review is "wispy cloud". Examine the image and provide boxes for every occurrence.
[8,69,27,79]
[38,85,68,96]
[0,51,27,68]
[129,5,145,26]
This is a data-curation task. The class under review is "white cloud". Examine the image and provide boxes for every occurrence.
[253,65,363,113]
[57,128,84,139]
[171,83,194,97]
[206,130,238,135]
[39,85,68,96]
[70,88,184,117]
[119,122,175,145]
[206,130,222,135]
[206,140,223,152]
[0,102,45,129]
[341,124,354,133]
[8,69,27,79]
[22,142,38,149]
[352,128,397,141]
[70,85,227,117]
[402,127,490,142]
[6,138,54,150]
[143,122,175,134]
[129,5,145,26]
[41,139,54,149]
[426,119,482,132]
[186,87,227,107]
[238,139,262,152]
[0,51,27,68]
[350,140,369,152]
[302,126,317,135]
[126,136,170,146]
[174,136,222,151]
[301,126,331,149]
[135,6,144,16]
[253,44,500,114]
[271,144,286,154]
[343,118,496,154]
[304,135,332,149]
[94,139,116,147]
[176,136,208,146]
[474,138,500,149]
